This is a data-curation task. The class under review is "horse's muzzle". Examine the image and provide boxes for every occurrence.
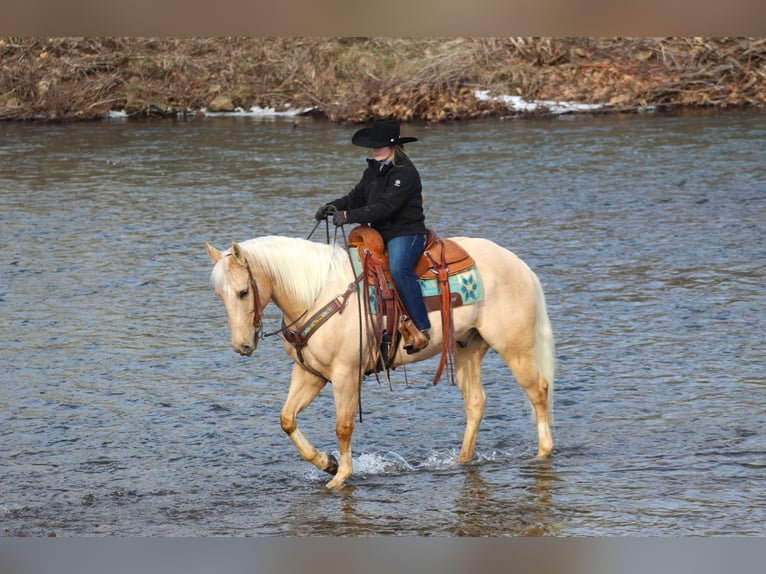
[233,339,257,356]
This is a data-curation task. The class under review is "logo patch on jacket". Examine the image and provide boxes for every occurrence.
[394,179,401,187]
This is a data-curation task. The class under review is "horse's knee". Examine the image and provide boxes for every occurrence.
[537,372,548,392]
[335,420,354,442]
[280,412,296,435]
[472,388,487,410]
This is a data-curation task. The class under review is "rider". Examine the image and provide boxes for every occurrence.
[315,118,431,353]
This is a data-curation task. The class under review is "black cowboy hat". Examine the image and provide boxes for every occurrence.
[351,118,418,148]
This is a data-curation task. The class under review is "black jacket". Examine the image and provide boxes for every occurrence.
[328,156,427,243]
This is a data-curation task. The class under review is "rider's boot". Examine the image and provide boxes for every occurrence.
[402,317,430,354]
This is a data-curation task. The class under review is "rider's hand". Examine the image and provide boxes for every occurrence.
[314,205,334,221]
[332,210,348,226]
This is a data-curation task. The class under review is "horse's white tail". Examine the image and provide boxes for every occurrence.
[532,271,555,423]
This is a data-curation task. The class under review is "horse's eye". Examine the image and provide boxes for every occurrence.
[238,289,249,299]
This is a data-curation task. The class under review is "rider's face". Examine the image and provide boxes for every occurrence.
[372,146,393,162]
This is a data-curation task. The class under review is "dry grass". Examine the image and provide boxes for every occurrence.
[1,37,765,121]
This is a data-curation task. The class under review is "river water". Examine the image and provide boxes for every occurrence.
[1,110,764,536]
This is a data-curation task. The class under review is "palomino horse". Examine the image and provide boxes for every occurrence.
[206,234,554,489]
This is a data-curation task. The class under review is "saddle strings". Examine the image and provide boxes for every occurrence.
[335,220,365,424]
[306,211,366,423]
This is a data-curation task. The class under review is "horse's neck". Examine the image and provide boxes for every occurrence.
[245,237,348,318]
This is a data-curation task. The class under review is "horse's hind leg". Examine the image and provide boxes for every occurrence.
[280,365,338,476]
[454,335,490,463]
[504,351,553,457]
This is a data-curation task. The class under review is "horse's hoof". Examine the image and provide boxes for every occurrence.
[323,454,338,475]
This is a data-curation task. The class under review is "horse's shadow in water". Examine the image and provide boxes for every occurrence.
[451,459,561,536]
[281,456,561,536]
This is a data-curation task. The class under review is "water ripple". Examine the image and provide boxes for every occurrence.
[1,112,764,536]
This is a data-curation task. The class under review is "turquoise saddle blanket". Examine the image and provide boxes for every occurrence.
[349,249,484,313]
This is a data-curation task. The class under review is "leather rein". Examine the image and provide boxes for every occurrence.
[242,222,366,388]
[277,273,364,369]
[240,219,377,424]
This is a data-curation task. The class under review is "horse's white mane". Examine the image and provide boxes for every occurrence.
[212,236,349,308]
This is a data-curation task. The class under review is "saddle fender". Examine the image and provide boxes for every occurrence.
[348,225,477,384]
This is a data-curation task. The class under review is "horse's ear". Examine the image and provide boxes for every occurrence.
[205,242,223,264]
[230,242,247,267]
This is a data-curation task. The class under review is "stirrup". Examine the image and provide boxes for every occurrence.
[404,328,430,354]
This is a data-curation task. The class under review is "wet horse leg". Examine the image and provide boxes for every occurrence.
[454,335,490,463]
[280,365,338,475]
[505,351,553,457]
[324,370,360,489]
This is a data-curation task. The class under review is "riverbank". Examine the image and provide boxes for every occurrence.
[1,37,765,122]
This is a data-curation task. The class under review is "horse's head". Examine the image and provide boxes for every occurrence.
[206,241,271,356]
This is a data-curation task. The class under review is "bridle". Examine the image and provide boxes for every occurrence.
[229,250,315,343]
[240,256,264,335]
[228,225,367,423]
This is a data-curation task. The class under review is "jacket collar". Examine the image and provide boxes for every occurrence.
[367,158,394,173]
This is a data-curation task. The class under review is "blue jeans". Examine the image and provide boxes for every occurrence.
[387,233,431,331]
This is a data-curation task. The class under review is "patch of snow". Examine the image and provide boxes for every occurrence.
[474,90,603,115]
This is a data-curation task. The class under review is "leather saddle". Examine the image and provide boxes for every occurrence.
[347,225,476,384]
[349,226,474,283]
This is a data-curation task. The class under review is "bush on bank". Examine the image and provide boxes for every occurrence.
[1,37,765,122]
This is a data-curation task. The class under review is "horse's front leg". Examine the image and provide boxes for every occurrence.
[280,365,338,477]
[324,369,360,490]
